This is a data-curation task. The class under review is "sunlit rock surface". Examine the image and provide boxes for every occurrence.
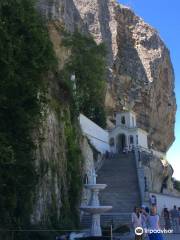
[74,0,176,153]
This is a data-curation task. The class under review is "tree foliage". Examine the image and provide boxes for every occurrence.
[0,1,108,237]
[173,178,180,192]
[0,0,55,231]
[62,31,107,128]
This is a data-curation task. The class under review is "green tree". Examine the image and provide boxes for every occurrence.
[62,31,107,128]
[173,178,180,192]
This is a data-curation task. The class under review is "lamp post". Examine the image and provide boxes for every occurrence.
[70,74,76,91]
[71,74,79,112]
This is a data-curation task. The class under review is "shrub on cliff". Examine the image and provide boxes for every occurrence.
[62,31,107,128]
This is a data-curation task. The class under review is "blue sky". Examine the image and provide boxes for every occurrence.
[117,0,180,180]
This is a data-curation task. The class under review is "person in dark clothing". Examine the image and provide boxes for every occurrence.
[178,207,180,225]
[145,206,150,214]
[171,205,179,232]
[163,208,171,230]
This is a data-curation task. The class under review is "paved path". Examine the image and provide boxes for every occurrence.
[115,233,180,240]
[144,233,180,240]
[164,233,180,240]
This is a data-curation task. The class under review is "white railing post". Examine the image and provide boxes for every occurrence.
[110,224,113,240]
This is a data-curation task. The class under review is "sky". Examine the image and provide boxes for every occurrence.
[117,0,180,180]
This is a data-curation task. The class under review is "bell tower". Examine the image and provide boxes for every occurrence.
[115,111,137,128]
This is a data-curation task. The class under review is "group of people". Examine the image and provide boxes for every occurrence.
[163,205,180,232]
[132,205,164,240]
[132,203,180,240]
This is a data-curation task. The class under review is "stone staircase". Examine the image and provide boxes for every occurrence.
[98,153,141,213]
[81,153,141,228]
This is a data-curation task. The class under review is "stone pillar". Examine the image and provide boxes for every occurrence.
[91,214,102,236]
[91,189,100,206]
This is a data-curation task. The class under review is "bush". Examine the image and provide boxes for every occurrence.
[173,178,180,192]
[61,31,107,128]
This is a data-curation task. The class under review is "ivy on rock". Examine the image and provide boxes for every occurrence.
[0,1,108,238]
[0,0,56,234]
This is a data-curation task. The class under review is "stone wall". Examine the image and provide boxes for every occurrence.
[32,107,68,223]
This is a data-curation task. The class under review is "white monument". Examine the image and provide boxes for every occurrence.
[80,169,112,236]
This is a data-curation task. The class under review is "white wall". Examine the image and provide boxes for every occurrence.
[109,126,130,139]
[109,127,148,151]
[130,114,136,128]
[79,113,148,154]
[79,114,110,154]
[150,193,180,215]
[137,129,148,149]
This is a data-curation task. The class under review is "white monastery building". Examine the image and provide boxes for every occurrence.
[79,110,148,154]
[109,111,148,153]
[79,111,180,214]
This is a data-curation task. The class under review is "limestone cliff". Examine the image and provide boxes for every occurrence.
[37,0,87,32]
[74,0,176,153]
[34,0,177,224]
[31,23,84,226]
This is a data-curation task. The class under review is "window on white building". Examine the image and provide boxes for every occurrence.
[121,116,126,125]
[83,174,89,184]
[129,135,134,144]
[109,138,115,146]
[132,117,135,127]
[136,135,138,145]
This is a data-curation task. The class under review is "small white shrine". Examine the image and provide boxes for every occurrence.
[109,111,148,153]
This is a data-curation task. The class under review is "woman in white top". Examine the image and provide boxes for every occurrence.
[132,207,143,240]
[147,206,164,240]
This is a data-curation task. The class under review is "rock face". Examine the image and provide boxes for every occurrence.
[37,0,87,32]
[34,0,177,224]
[74,0,176,152]
[32,107,67,223]
[31,23,84,225]
[140,152,175,194]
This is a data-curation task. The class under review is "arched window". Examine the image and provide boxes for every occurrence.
[83,174,89,184]
[109,138,115,146]
[121,116,126,125]
[132,117,135,127]
[129,135,134,144]
[136,135,138,145]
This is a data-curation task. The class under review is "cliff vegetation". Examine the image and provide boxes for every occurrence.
[0,0,55,236]
[0,1,107,239]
